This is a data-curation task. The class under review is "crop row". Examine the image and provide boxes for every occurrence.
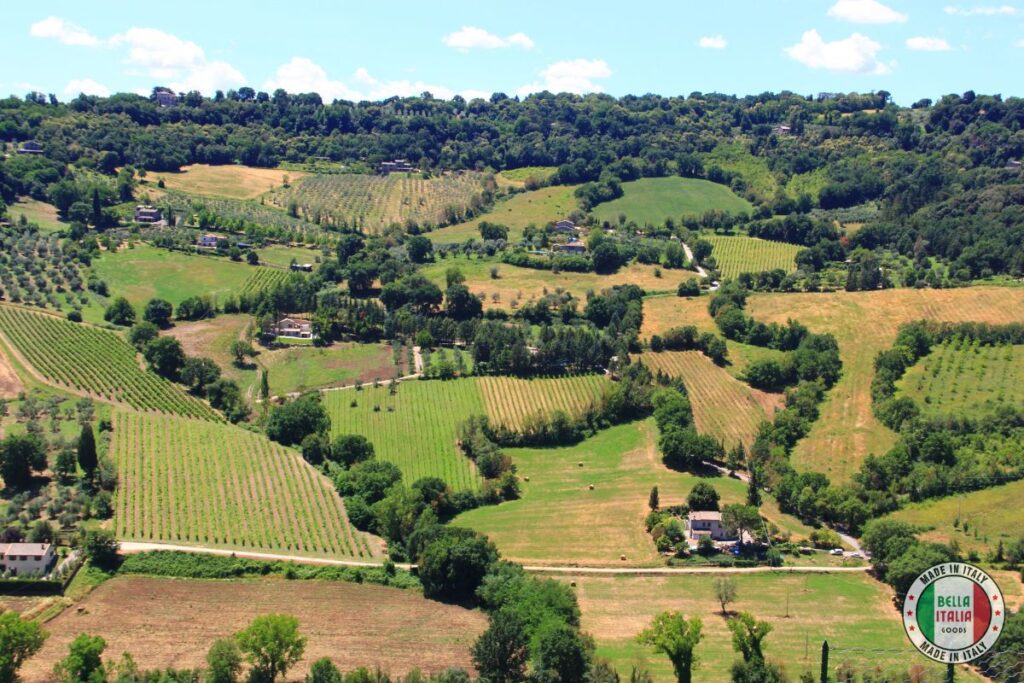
[704,235,801,279]
[239,267,291,296]
[477,374,610,431]
[111,410,377,559]
[0,305,218,420]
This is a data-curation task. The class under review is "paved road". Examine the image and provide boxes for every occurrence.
[118,541,867,575]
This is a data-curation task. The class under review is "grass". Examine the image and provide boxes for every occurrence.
[566,571,960,683]
[456,420,813,566]
[638,351,782,449]
[896,340,1024,419]
[22,575,485,679]
[429,184,581,243]
[261,343,397,396]
[255,243,324,269]
[151,164,304,200]
[421,256,686,310]
[702,141,778,202]
[703,234,801,279]
[91,243,268,307]
[498,167,558,185]
[10,196,65,232]
[743,287,1024,482]
[886,479,1024,556]
[0,304,219,419]
[110,410,380,559]
[592,177,753,226]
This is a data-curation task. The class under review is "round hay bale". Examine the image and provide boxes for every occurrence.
[570,581,577,588]
[523,476,530,482]
[588,484,594,490]
[578,461,584,467]
[620,554,627,561]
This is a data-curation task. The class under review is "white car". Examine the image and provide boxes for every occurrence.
[830,548,844,556]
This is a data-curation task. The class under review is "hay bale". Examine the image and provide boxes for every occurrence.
[620,554,627,561]
[523,476,530,482]
[588,484,594,490]
[578,461,584,467]
[570,581,577,588]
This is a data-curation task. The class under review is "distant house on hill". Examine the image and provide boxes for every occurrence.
[553,219,577,233]
[272,317,314,339]
[154,88,178,107]
[379,159,417,175]
[552,239,587,255]
[133,205,163,223]
[16,140,43,155]
[197,234,220,248]
[0,543,55,576]
[773,125,792,136]
[289,262,313,272]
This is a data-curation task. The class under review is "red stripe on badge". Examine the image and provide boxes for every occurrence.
[974,582,991,643]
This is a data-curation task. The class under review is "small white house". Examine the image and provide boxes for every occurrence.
[0,543,56,577]
[552,239,587,255]
[273,317,314,339]
[197,234,220,248]
[687,511,731,542]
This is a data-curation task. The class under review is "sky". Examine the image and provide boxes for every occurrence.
[3,0,1023,105]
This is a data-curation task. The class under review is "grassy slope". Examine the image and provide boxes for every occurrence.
[456,420,813,566]
[896,341,1024,419]
[91,243,262,307]
[569,571,959,683]
[592,177,753,226]
[10,197,65,233]
[152,164,303,200]
[429,185,580,243]
[421,256,688,310]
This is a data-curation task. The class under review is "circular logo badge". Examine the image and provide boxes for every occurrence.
[903,562,1004,663]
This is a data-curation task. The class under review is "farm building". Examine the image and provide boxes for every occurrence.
[686,511,732,542]
[552,239,587,255]
[154,88,178,107]
[553,219,577,233]
[0,542,56,576]
[289,262,313,272]
[196,234,220,248]
[133,205,163,223]
[16,140,44,155]
[272,317,314,339]
[773,125,792,136]
[379,159,417,175]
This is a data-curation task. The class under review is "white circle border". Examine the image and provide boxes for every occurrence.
[902,562,1005,664]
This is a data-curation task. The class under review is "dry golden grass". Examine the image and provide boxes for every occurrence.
[638,351,783,448]
[0,342,25,399]
[641,294,717,339]
[155,164,305,200]
[746,287,1024,481]
[22,576,485,682]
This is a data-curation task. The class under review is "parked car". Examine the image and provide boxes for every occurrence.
[830,548,844,556]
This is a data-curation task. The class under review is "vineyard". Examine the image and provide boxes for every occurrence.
[703,234,801,279]
[324,380,484,490]
[639,351,782,448]
[110,410,379,559]
[0,305,218,420]
[267,172,488,233]
[477,374,610,431]
[896,339,1024,418]
[239,267,292,296]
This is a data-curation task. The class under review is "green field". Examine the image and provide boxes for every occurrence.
[92,243,276,307]
[896,340,1024,418]
[702,141,778,202]
[111,410,379,559]
[456,420,813,566]
[430,184,580,243]
[703,234,801,279]
[568,571,955,683]
[498,167,557,184]
[592,177,753,226]
[0,305,219,419]
[263,343,397,396]
[887,479,1024,556]
[10,197,66,233]
[254,244,323,270]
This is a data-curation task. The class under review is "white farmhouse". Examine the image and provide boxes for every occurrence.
[0,543,56,577]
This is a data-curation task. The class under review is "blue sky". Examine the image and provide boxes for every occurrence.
[3,0,1023,105]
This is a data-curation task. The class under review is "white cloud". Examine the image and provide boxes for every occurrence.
[698,35,728,49]
[29,16,100,47]
[1015,39,1024,47]
[906,36,953,51]
[263,57,483,102]
[64,78,110,96]
[785,30,890,74]
[517,59,612,96]
[944,5,1017,15]
[109,27,244,94]
[828,0,908,23]
[442,26,534,51]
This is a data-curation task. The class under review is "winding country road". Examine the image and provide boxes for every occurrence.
[118,541,868,575]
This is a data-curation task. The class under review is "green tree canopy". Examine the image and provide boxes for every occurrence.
[0,611,47,683]
[636,611,703,683]
[235,614,307,683]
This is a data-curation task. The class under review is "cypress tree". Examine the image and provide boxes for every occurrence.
[91,188,102,227]
[648,485,659,511]
[77,424,98,479]
[746,466,762,507]
[260,370,270,400]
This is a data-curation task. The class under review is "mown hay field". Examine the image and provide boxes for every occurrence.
[153,164,304,200]
[267,172,487,233]
[638,350,783,448]
[22,576,485,682]
[896,339,1024,418]
[110,411,379,559]
[703,234,801,279]
[430,184,580,243]
[592,177,753,226]
[0,305,218,419]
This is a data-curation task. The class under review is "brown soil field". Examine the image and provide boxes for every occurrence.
[23,576,485,681]
[0,341,25,398]
[154,164,306,200]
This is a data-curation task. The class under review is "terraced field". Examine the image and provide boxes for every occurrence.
[638,351,782,448]
[110,411,379,559]
[267,172,488,232]
[0,305,218,419]
[703,234,801,279]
